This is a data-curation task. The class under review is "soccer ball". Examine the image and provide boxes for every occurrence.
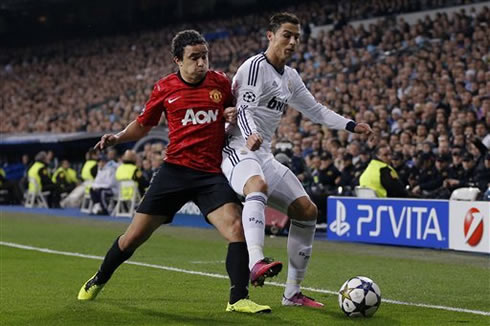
[338,276,381,317]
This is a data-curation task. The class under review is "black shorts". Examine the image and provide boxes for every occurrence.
[137,162,240,222]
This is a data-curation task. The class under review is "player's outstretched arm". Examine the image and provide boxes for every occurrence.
[95,120,152,150]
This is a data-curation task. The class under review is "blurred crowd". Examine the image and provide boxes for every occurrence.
[1,0,489,209]
[1,0,485,133]
[0,144,165,210]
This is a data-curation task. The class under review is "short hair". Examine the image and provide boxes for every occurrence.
[35,151,47,162]
[268,12,300,33]
[375,144,390,156]
[171,30,207,60]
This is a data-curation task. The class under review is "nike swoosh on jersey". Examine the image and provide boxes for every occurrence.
[168,96,181,104]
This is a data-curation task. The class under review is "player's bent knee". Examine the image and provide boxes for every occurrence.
[208,204,245,242]
[118,233,143,252]
[305,201,318,220]
[288,197,318,221]
[244,175,268,195]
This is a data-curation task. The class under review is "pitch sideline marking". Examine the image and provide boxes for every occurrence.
[1,241,489,317]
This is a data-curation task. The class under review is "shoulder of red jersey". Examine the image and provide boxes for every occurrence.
[208,70,231,85]
[153,73,179,93]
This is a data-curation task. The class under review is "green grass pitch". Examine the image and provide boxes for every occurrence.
[1,212,489,325]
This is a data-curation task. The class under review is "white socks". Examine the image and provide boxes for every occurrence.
[284,219,316,298]
[242,192,268,270]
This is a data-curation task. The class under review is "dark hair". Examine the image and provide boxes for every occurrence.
[268,12,300,33]
[171,30,207,60]
[375,144,390,156]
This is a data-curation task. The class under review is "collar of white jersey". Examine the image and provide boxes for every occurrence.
[262,52,285,75]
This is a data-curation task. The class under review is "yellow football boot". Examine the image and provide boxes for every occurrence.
[226,298,271,313]
[77,274,105,301]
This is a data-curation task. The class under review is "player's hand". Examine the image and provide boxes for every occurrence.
[95,134,119,150]
[354,123,372,134]
[224,107,237,124]
[246,133,263,151]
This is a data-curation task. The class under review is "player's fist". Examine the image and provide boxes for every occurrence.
[95,134,119,150]
[246,133,263,151]
[224,107,237,124]
[354,123,372,134]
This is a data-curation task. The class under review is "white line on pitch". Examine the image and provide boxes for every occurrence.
[1,241,489,317]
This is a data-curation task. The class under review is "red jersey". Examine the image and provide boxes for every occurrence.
[137,71,233,173]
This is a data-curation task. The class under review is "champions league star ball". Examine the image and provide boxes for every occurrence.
[338,276,381,317]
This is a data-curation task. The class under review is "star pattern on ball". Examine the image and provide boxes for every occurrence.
[357,278,372,292]
[340,287,355,301]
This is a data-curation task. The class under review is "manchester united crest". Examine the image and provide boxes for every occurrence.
[209,89,222,103]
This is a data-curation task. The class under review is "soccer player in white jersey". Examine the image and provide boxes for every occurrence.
[222,12,372,308]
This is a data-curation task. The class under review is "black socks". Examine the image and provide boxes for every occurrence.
[226,242,250,304]
[95,238,250,305]
[96,236,134,284]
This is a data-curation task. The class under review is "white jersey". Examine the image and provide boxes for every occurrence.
[228,53,354,157]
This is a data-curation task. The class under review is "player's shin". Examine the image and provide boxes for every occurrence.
[242,192,268,270]
[226,242,250,304]
[96,235,135,284]
[284,219,316,298]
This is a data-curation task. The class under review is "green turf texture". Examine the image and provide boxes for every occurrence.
[1,212,489,325]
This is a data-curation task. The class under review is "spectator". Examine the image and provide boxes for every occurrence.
[81,149,99,182]
[0,166,24,205]
[475,153,490,193]
[338,153,356,195]
[417,154,451,198]
[90,153,119,215]
[115,150,148,196]
[141,159,153,184]
[475,121,490,149]
[45,150,58,172]
[308,152,341,224]
[353,148,370,181]
[359,145,408,198]
[316,152,341,194]
[150,152,164,173]
[460,152,478,188]
[52,159,79,194]
[27,151,61,208]
[444,148,466,192]
[412,152,438,196]
[391,151,411,187]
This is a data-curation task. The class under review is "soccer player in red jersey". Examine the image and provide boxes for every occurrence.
[77,30,270,313]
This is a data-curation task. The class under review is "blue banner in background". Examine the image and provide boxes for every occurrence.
[327,197,449,249]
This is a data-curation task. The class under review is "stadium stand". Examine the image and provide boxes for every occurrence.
[1,0,489,206]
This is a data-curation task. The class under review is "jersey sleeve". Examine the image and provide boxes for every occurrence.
[288,69,355,131]
[232,58,265,140]
[137,82,166,127]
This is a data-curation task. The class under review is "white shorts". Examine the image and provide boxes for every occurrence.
[221,146,308,213]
